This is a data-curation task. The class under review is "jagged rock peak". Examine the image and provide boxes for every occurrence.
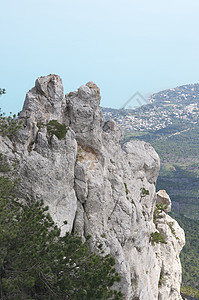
[19,74,122,151]
[0,75,185,300]
[20,74,64,123]
[20,75,102,124]
[35,74,64,100]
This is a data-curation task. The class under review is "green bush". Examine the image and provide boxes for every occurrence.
[0,90,23,138]
[47,120,68,140]
[0,112,23,138]
[140,187,149,196]
[150,232,167,245]
[0,88,6,95]
[168,221,179,240]
[0,153,11,172]
[153,203,168,223]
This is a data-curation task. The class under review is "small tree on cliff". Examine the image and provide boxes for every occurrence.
[0,155,123,300]
[0,88,6,95]
[0,89,22,137]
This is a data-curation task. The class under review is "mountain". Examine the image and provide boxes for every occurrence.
[102,83,199,220]
[102,83,199,297]
[0,75,185,300]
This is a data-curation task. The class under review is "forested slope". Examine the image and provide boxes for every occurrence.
[124,121,199,220]
[123,122,199,298]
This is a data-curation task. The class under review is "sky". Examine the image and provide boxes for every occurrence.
[1,0,199,114]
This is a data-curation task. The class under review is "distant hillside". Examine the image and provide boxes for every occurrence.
[102,83,199,132]
[102,83,199,220]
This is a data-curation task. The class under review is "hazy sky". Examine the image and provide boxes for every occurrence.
[1,0,199,113]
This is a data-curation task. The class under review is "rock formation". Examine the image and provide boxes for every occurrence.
[0,74,185,299]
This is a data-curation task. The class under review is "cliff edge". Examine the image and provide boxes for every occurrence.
[0,75,185,299]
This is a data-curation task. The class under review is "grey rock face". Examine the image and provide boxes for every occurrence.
[20,74,64,123]
[156,190,172,212]
[0,74,185,299]
[66,81,103,152]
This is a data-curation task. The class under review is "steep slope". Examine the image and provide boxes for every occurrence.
[0,75,185,299]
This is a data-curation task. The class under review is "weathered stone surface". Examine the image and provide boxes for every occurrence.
[66,81,103,152]
[20,74,64,123]
[0,74,185,299]
[156,189,172,212]
[155,213,185,300]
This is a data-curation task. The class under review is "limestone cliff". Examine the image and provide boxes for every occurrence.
[0,75,185,299]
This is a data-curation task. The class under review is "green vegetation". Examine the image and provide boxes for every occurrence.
[126,125,199,296]
[101,233,106,238]
[150,232,167,245]
[37,121,45,129]
[124,182,129,195]
[140,187,149,196]
[124,122,199,220]
[153,203,168,223]
[47,120,68,140]
[0,154,123,300]
[142,211,146,217]
[168,221,179,240]
[0,89,23,137]
[104,85,199,298]
[0,88,6,95]
[158,270,167,287]
[154,125,199,220]
[171,213,199,296]
[0,96,122,298]
[181,285,199,299]
[0,153,11,172]
[0,112,23,137]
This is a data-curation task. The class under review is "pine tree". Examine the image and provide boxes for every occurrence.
[0,91,123,299]
[0,89,6,95]
[0,154,123,300]
[0,89,22,137]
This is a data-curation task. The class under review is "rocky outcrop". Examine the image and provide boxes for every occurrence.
[156,190,171,213]
[0,74,185,299]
